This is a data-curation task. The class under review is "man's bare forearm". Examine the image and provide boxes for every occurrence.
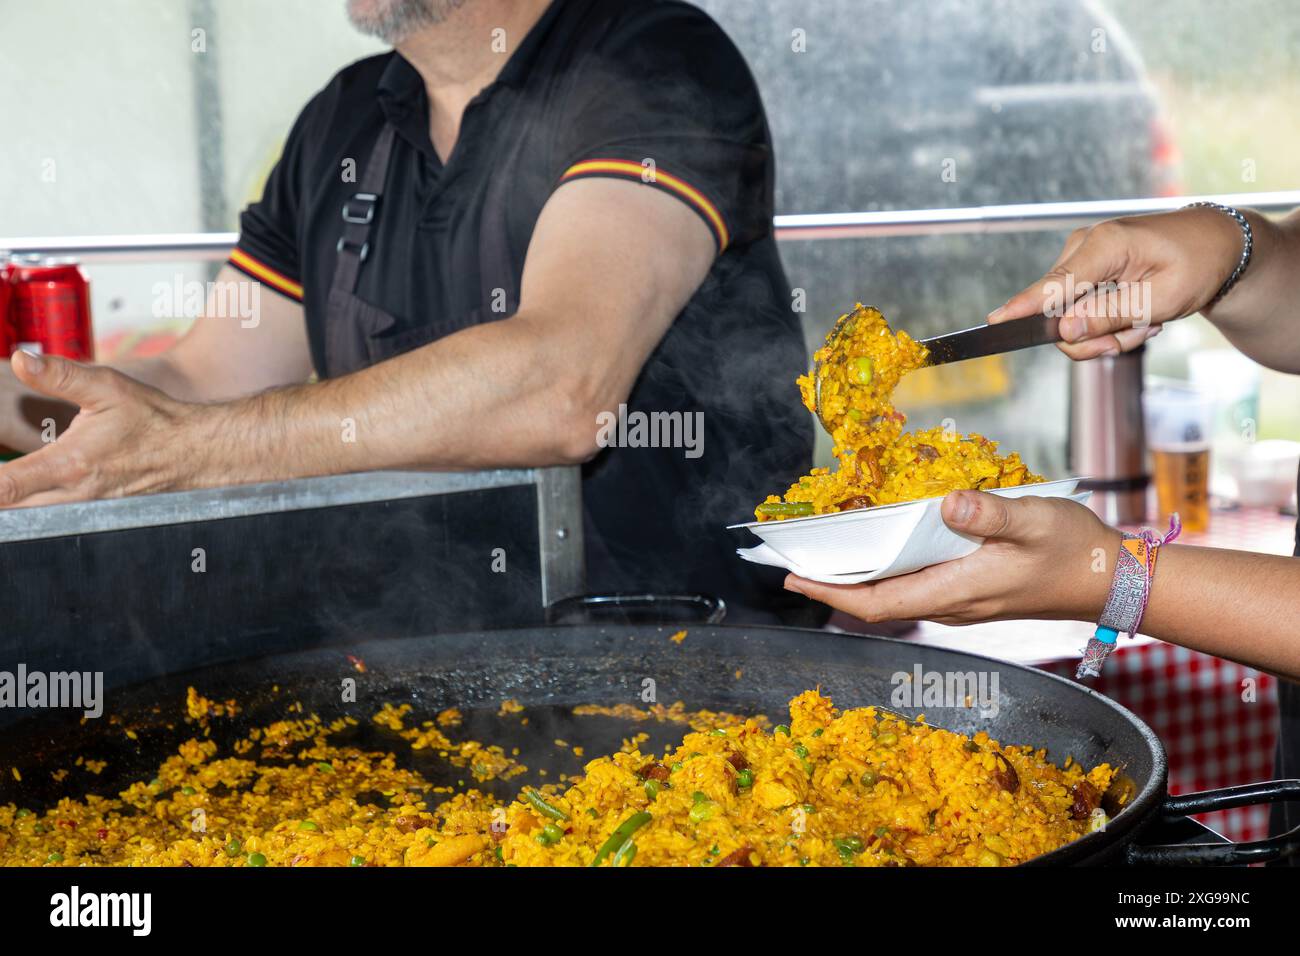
[1204,208,1300,371]
[1140,544,1300,680]
[203,311,600,484]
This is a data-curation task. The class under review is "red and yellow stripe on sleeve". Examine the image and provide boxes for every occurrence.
[228,248,304,301]
[560,158,730,251]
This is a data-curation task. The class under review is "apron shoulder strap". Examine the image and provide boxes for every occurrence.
[331,123,398,296]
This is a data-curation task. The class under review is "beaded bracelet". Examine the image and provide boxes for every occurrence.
[1184,201,1253,304]
[1076,513,1182,680]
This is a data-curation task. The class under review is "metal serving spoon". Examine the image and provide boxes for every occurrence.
[811,313,1062,435]
[811,309,859,434]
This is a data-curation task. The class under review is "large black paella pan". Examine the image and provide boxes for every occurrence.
[2,619,1297,866]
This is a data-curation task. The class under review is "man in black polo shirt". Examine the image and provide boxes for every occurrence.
[0,0,813,623]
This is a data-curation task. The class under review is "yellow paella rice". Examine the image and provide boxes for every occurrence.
[0,689,1113,867]
[756,304,1042,520]
[500,690,1113,867]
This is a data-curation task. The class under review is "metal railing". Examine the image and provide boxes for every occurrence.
[3,191,1298,261]
[772,191,1300,240]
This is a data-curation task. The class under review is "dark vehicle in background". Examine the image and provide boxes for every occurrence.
[699,0,1179,472]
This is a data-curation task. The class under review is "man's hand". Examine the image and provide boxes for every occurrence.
[783,491,1121,625]
[0,263,311,458]
[0,351,218,508]
[990,205,1300,372]
[988,207,1245,361]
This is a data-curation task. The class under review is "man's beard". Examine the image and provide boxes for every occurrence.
[346,0,469,44]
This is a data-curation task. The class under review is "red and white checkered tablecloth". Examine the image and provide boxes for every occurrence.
[1039,643,1279,843]
[1039,505,1293,844]
[1167,504,1296,554]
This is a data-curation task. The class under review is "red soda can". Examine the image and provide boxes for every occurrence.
[9,255,95,361]
[0,254,13,357]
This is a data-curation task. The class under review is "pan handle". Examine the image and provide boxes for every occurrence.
[545,593,727,626]
[1126,779,1300,866]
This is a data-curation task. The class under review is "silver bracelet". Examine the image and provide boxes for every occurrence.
[1185,200,1253,303]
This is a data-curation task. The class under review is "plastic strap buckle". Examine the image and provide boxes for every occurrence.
[342,193,378,225]
[335,237,370,262]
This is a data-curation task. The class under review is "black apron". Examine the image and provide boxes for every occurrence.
[323,122,522,377]
[326,122,401,373]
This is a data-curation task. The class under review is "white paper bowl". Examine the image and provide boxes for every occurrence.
[729,478,1088,584]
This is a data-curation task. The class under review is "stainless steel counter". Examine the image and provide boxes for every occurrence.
[0,469,535,543]
[0,465,586,608]
[0,466,587,693]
